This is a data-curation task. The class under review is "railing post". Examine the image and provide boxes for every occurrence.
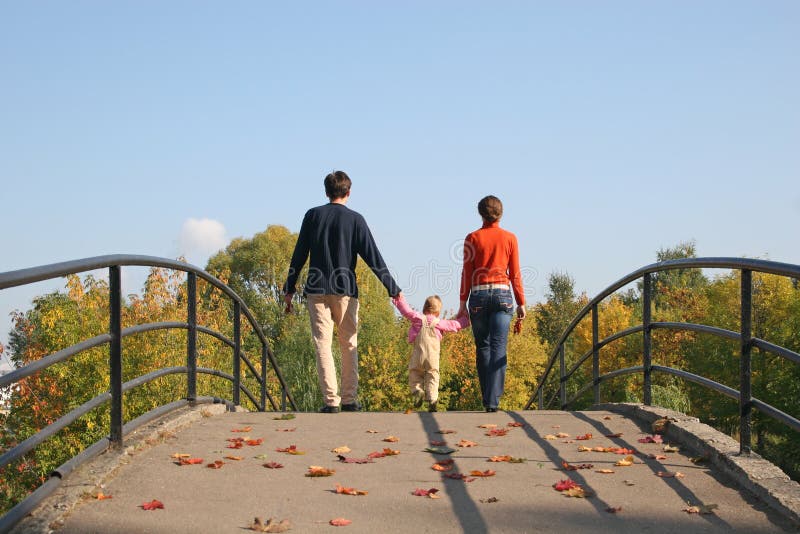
[233,301,241,407]
[109,266,123,447]
[187,273,197,403]
[261,342,267,412]
[538,384,544,410]
[559,344,566,410]
[642,273,652,406]
[740,269,752,455]
[592,304,600,405]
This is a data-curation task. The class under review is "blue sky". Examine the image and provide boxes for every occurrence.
[1,2,799,366]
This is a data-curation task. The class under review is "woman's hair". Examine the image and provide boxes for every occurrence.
[423,295,442,315]
[478,195,503,222]
[324,170,352,200]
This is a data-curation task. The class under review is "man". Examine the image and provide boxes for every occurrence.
[283,170,401,413]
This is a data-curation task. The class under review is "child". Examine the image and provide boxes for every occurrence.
[392,293,469,411]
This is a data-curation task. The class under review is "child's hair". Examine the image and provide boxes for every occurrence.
[423,295,442,315]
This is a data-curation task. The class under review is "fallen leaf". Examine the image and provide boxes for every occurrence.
[207,460,225,469]
[489,455,512,463]
[603,416,612,420]
[330,517,352,526]
[425,446,456,455]
[553,479,580,492]
[263,462,284,469]
[470,469,496,477]
[486,428,509,437]
[595,469,615,474]
[273,413,296,420]
[383,436,399,443]
[276,445,305,455]
[507,422,524,428]
[178,457,203,465]
[95,492,112,500]
[335,484,368,496]
[382,448,400,456]
[337,455,374,464]
[332,446,351,454]
[684,503,718,515]
[564,487,589,498]
[437,429,457,434]
[478,424,497,429]
[576,433,592,440]
[306,466,335,477]
[656,471,685,478]
[611,448,636,455]
[615,455,635,467]
[254,454,270,460]
[249,517,292,532]
[605,433,623,438]
[690,456,709,465]
[606,506,622,513]
[544,435,558,440]
[663,445,680,453]
[577,445,592,452]
[649,454,668,460]
[638,435,663,444]
[562,460,594,471]
[232,426,253,433]
[171,453,191,459]
[556,432,570,438]
[366,430,379,434]
[508,457,527,463]
[652,418,670,433]
[430,440,447,446]
[412,488,440,498]
[228,441,244,449]
[444,473,476,482]
[480,497,499,503]
[432,459,455,471]
[246,438,263,446]
[457,439,478,447]
[225,455,243,461]
[141,499,164,510]
[275,428,296,432]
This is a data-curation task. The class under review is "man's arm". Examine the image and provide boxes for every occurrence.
[283,211,312,312]
[355,216,401,297]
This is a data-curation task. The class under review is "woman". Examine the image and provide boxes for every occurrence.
[457,195,526,412]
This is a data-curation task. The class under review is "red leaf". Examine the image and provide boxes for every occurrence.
[330,518,352,526]
[141,499,164,510]
[367,451,387,459]
[561,460,594,471]
[611,447,636,455]
[507,422,524,428]
[335,483,367,495]
[553,479,580,492]
[231,426,252,433]
[469,469,496,477]
[485,428,509,437]
[575,433,592,440]
[605,433,623,438]
[178,457,203,465]
[638,435,663,444]
[245,438,263,446]
[263,462,284,469]
[227,442,244,449]
[206,460,225,469]
[430,440,447,446]
[412,488,440,497]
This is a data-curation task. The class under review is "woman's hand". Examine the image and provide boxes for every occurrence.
[516,305,526,320]
[457,301,468,319]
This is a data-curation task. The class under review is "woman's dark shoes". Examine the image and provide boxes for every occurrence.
[320,405,340,413]
[341,402,362,412]
[486,407,498,413]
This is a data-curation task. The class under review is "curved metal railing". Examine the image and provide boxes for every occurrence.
[525,257,800,457]
[0,255,296,531]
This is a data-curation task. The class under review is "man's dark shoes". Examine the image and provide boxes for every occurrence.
[412,390,424,409]
[341,402,362,412]
[428,401,438,412]
[320,405,340,413]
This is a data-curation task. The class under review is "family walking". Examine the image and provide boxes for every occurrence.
[283,171,525,413]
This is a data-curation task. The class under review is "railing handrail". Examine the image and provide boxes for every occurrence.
[527,257,800,410]
[526,256,800,461]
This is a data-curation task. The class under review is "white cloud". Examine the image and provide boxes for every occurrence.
[178,218,228,267]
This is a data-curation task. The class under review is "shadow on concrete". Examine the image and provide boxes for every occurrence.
[417,411,489,534]
[571,411,733,530]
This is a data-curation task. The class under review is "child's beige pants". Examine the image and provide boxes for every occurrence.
[409,316,441,402]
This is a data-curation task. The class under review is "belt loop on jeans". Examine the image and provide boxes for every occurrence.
[471,283,510,291]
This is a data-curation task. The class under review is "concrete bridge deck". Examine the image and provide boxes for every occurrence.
[15,406,799,533]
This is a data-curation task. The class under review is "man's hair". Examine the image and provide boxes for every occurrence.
[423,295,442,315]
[324,170,352,200]
[478,195,503,222]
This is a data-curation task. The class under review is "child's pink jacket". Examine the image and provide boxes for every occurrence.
[392,295,469,343]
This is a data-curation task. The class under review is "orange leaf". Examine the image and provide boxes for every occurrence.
[615,455,635,467]
[383,436,399,443]
[507,422,524,428]
[225,455,243,461]
[330,518,352,526]
[207,460,225,469]
[432,459,454,471]
[276,445,305,455]
[575,433,592,440]
[488,455,512,463]
[556,432,570,438]
[649,454,668,460]
[595,469,615,474]
[656,471,685,478]
[306,466,335,477]
[457,439,478,448]
[478,424,497,429]
[178,457,203,465]
[412,488,440,498]
[335,483,367,495]
[469,469,496,477]
[486,428,509,437]
[245,438,263,446]
[171,453,191,459]
[141,499,164,510]
[231,426,252,433]
[95,492,113,500]
[381,448,400,456]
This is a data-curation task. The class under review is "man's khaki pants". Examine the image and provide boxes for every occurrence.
[306,294,359,407]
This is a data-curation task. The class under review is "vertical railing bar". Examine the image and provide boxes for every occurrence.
[538,383,544,410]
[261,342,267,411]
[740,269,752,455]
[592,304,600,405]
[108,266,123,447]
[559,344,567,410]
[187,273,197,403]
[233,300,241,407]
[643,273,652,406]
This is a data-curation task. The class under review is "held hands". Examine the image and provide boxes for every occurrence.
[284,293,294,314]
[457,302,468,319]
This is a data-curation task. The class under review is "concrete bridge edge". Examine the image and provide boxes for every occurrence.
[591,402,800,527]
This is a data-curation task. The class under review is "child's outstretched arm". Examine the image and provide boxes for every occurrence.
[436,314,470,334]
[391,293,421,321]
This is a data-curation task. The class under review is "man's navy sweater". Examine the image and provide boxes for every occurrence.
[283,203,400,298]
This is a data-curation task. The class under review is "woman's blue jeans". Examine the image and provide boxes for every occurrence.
[468,288,514,410]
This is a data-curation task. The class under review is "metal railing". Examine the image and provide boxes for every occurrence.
[525,257,800,457]
[0,255,296,531]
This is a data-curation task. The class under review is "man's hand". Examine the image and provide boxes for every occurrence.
[284,293,294,314]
